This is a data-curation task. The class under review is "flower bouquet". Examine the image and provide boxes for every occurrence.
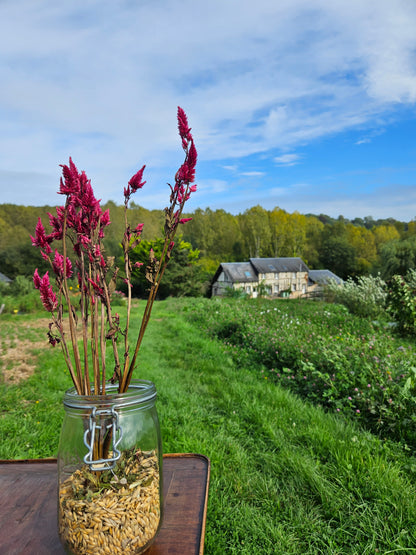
[31,108,197,554]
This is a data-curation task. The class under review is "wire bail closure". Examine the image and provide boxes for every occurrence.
[83,406,123,471]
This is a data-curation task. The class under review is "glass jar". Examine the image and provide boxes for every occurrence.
[57,380,162,555]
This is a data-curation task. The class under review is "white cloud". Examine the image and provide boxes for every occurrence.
[355,138,371,145]
[274,154,301,166]
[240,171,265,177]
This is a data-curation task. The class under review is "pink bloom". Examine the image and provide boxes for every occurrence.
[179,217,193,224]
[128,165,146,193]
[59,157,81,195]
[177,106,192,142]
[87,277,104,297]
[187,141,197,172]
[30,218,53,254]
[134,223,144,233]
[134,262,144,268]
[33,268,42,289]
[52,250,73,278]
[34,271,57,312]
[100,209,111,228]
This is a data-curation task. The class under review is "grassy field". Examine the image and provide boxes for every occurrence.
[1,298,416,553]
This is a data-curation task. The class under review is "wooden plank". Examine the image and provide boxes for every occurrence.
[0,454,210,555]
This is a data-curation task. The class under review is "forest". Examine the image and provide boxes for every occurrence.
[1,202,416,296]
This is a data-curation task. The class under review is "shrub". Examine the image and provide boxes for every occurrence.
[9,275,34,296]
[0,291,43,314]
[185,297,416,446]
[386,270,416,335]
[326,274,387,318]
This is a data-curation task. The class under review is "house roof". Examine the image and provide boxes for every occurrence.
[308,269,343,285]
[250,257,309,274]
[0,272,11,283]
[219,262,258,283]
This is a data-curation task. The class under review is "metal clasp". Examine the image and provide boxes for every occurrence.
[83,406,123,471]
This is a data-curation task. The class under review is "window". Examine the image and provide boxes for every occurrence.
[274,273,279,279]
[291,283,296,292]
[260,273,266,280]
[292,272,296,279]
[246,285,252,293]
[274,284,279,294]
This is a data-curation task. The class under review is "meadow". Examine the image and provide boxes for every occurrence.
[1,297,416,553]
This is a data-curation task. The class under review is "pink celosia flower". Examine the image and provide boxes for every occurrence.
[87,277,104,297]
[59,157,81,196]
[33,268,42,289]
[101,209,111,228]
[177,106,192,147]
[129,166,146,193]
[52,250,73,279]
[30,218,53,254]
[32,107,197,397]
[33,270,58,312]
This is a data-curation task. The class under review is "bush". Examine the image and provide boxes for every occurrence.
[185,297,416,446]
[326,274,387,318]
[0,291,43,314]
[9,275,34,296]
[386,269,416,335]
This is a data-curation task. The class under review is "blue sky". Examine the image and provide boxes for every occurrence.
[1,0,416,220]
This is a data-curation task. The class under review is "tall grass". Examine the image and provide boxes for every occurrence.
[1,300,416,553]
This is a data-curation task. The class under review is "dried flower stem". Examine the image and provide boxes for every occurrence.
[32,107,197,398]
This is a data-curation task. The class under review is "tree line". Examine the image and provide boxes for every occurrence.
[1,202,415,292]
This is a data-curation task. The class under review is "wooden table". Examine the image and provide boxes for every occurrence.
[0,453,210,555]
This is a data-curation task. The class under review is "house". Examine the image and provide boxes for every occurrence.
[308,269,343,287]
[307,269,343,298]
[211,257,310,298]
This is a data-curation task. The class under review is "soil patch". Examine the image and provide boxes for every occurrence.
[0,318,52,384]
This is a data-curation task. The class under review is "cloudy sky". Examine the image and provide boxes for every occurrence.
[1,0,416,220]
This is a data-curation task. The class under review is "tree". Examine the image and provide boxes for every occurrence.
[303,216,324,268]
[128,238,205,298]
[240,205,271,258]
[320,236,357,279]
[380,237,416,279]
[346,224,377,274]
[373,224,400,251]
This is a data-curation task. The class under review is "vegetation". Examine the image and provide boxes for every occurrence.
[186,297,416,448]
[326,274,388,318]
[2,299,416,553]
[1,202,416,285]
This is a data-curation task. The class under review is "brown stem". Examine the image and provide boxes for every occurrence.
[79,252,90,394]
[100,302,106,394]
[62,209,84,393]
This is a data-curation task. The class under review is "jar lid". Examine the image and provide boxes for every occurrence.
[63,379,157,410]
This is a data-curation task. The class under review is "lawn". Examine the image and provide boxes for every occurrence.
[1,298,416,553]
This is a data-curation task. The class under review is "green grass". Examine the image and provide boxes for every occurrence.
[1,300,416,553]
